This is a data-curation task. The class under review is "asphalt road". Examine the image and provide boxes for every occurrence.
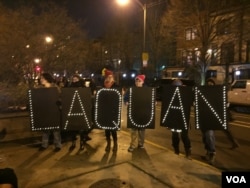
[121,102,250,171]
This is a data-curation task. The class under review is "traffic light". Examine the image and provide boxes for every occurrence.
[35,65,41,72]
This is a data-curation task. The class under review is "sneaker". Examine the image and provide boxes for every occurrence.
[208,152,216,165]
[138,145,144,149]
[128,147,135,152]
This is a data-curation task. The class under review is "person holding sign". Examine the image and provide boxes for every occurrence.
[103,70,119,152]
[68,74,92,151]
[124,74,146,152]
[39,73,62,152]
[171,79,192,159]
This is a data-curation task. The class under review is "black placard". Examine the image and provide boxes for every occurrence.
[94,88,122,130]
[194,85,228,130]
[61,88,92,131]
[160,85,193,131]
[28,88,60,131]
[127,87,155,129]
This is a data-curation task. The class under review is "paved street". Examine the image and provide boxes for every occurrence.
[1,103,249,187]
[142,103,250,171]
[0,129,221,188]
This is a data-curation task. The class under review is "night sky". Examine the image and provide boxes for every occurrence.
[67,0,120,38]
[67,0,138,38]
[0,0,138,38]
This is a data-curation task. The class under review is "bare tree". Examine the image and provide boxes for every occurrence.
[0,2,89,84]
[160,0,250,85]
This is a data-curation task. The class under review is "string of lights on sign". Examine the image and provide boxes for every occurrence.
[194,86,227,130]
[128,87,155,128]
[63,90,91,130]
[161,87,188,132]
[94,88,122,130]
[28,90,60,131]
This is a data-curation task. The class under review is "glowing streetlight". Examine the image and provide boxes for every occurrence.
[117,0,129,6]
[117,0,148,67]
[34,58,41,64]
[45,36,53,43]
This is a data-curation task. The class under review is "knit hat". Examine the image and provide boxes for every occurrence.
[41,73,55,84]
[135,74,145,82]
[105,69,113,77]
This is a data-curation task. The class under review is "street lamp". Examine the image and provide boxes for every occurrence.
[117,0,167,70]
[117,0,148,68]
[44,36,53,70]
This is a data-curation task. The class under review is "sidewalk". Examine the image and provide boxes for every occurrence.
[0,129,221,188]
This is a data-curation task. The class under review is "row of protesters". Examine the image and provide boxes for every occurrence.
[123,76,190,158]
[34,72,239,167]
[124,74,147,152]
[36,73,91,152]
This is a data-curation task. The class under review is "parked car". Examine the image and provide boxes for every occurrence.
[228,79,250,113]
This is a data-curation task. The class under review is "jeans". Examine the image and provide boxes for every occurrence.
[202,130,215,153]
[172,130,191,150]
[41,130,61,148]
[130,128,145,148]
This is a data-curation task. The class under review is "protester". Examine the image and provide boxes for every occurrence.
[103,69,119,152]
[124,74,147,152]
[68,74,92,151]
[171,79,192,159]
[39,73,62,152]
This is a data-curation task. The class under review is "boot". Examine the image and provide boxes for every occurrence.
[174,147,179,155]
[105,139,111,152]
[205,151,210,161]
[185,148,192,160]
[69,140,76,151]
[231,142,240,150]
[208,152,216,165]
[113,140,118,152]
[80,140,84,150]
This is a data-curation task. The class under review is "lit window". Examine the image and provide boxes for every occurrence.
[185,28,197,40]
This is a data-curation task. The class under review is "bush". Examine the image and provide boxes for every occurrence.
[0,82,29,112]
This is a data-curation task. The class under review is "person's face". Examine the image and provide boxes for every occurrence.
[104,75,114,88]
[40,76,50,87]
[135,78,143,87]
[72,76,79,83]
